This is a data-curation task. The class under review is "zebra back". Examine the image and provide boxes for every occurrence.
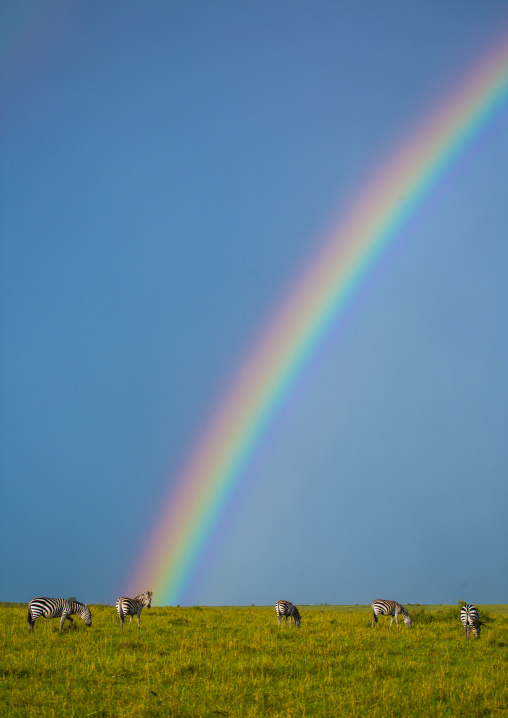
[371,599,412,627]
[461,604,482,638]
[27,597,92,631]
[275,600,301,627]
[116,590,152,628]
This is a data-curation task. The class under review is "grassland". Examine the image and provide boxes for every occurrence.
[1,603,507,717]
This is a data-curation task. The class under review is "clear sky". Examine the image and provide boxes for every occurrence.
[1,0,507,607]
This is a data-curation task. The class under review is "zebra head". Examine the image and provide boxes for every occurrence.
[399,604,412,628]
[82,604,92,626]
[139,591,153,608]
[294,615,301,628]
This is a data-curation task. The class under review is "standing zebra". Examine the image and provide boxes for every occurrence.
[275,600,301,628]
[460,604,482,638]
[27,597,92,633]
[371,599,412,628]
[115,590,152,628]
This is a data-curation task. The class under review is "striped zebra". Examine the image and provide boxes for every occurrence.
[27,597,92,633]
[115,590,153,628]
[460,604,482,638]
[371,599,412,628]
[275,600,301,628]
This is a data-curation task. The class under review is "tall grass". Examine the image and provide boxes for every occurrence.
[1,604,506,717]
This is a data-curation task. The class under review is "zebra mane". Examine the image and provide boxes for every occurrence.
[67,598,87,608]
[134,590,152,601]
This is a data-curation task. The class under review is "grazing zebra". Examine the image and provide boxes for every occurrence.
[115,590,153,628]
[275,600,301,628]
[371,599,412,628]
[27,597,92,633]
[461,604,482,638]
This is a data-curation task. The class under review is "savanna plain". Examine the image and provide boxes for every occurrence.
[1,603,507,717]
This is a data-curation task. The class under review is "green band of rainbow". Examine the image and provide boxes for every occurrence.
[128,35,508,605]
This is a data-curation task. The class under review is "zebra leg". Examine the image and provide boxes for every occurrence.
[136,610,141,628]
[371,612,378,627]
[62,614,74,633]
[59,613,68,634]
[27,608,35,632]
[277,616,282,627]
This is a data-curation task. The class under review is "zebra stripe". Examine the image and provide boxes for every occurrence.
[27,597,92,633]
[275,600,301,628]
[115,590,153,628]
[371,599,412,628]
[460,604,482,638]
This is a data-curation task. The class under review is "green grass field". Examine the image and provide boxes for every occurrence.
[1,603,507,717]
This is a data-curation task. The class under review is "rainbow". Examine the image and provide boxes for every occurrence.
[128,34,508,605]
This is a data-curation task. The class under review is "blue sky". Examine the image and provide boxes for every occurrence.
[1,1,507,607]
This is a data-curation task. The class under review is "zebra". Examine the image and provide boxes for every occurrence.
[460,604,483,638]
[115,590,153,628]
[275,600,301,628]
[27,597,92,633]
[371,599,412,628]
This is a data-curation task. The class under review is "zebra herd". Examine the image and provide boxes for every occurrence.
[371,599,484,638]
[27,591,153,633]
[26,594,484,639]
[275,599,483,639]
